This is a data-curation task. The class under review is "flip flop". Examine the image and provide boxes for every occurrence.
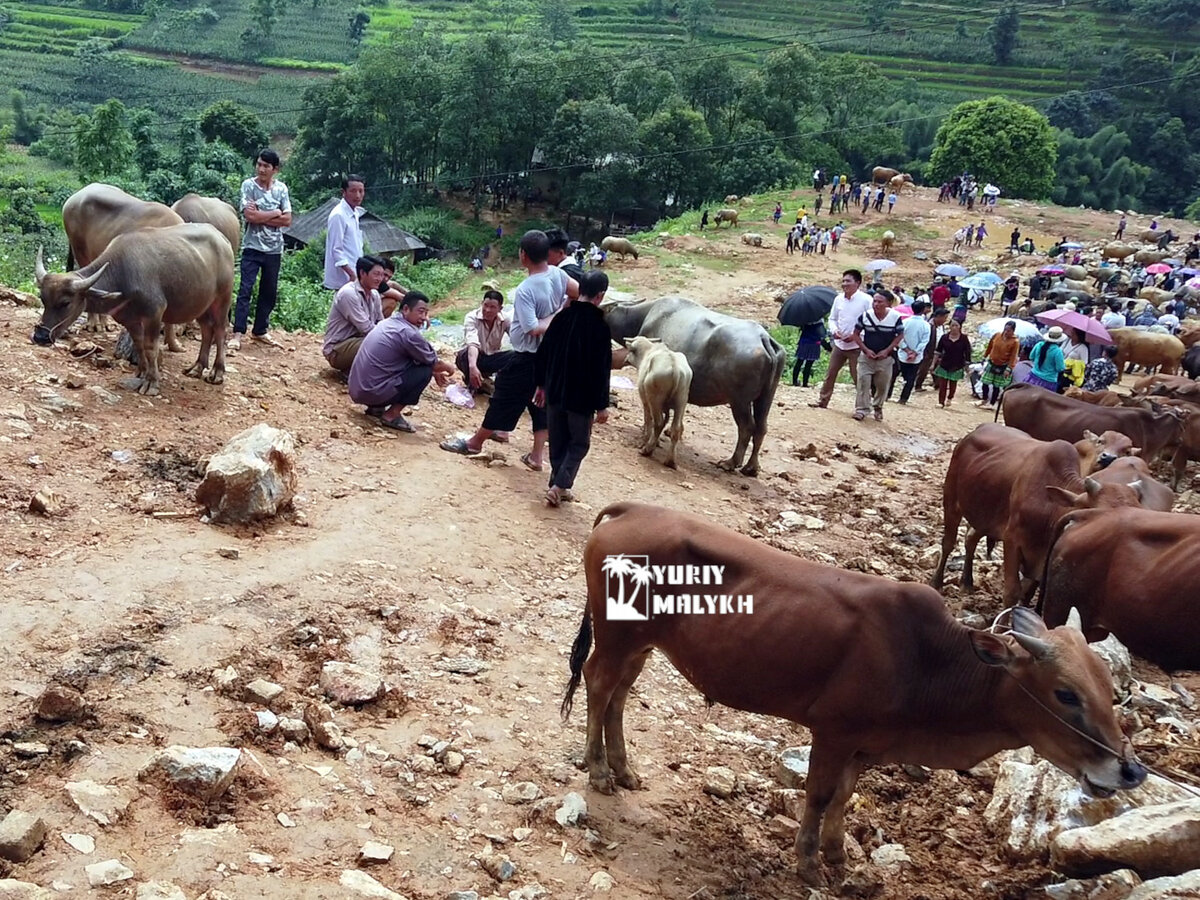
[545,486,562,507]
[379,414,415,433]
[439,437,474,454]
[520,453,544,472]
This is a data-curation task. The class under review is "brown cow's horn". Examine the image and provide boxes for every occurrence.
[34,246,47,285]
[73,262,109,292]
[1066,607,1084,632]
[1011,631,1053,660]
[1083,476,1101,497]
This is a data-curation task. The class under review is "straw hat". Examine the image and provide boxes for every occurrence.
[1044,326,1067,344]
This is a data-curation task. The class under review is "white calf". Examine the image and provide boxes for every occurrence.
[623,336,693,469]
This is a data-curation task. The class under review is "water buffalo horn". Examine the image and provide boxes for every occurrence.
[73,262,109,292]
[34,246,47,285]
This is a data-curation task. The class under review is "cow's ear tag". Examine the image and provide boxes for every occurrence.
[969,631,1014,667]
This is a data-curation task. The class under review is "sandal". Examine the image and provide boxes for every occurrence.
[439,437,474,454]
[520,452,544,472]
[488,431,510,444]
[545,486,562,507]
[379,414,415,433]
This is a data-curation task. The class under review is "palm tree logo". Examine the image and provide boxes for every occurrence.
[603,554,652,620]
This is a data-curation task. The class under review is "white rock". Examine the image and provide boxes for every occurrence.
[61,833,95,854]
[320,661,385,705]
[195,423,297,523]
[277,813,296,828]
[777,747,811,789]
[984,756,1193,860]
[512,827,533,842]
[870,843,912,870]
[358,841,395,864]
[502,782,541,805]
[589,871,616,892]
[136,882,187,900]
[1093,633,1133,698]
[256,710,279,732]
[211,666,239,690]
[1127,870,1200,899]
[85,859,134,887]
[441,750,465,775]
[480,853,516,882]
[140,746,241,801]
[13,743,49,758]
[65,781,131,827]
[0,811,47,862]
[1051,800,1200,879]
[703,766,738,799]
[0,879,54,899]
[338,869,407,899]
[244,679,284,704]
[506,883,548,900]
[555,792,588,827]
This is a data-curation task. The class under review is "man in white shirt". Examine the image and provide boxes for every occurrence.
[323,175,366,290]
[1100,303,1126,332]
[890,299,930,404]
[811,268,872,409]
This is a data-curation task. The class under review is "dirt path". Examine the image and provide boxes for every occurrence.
[0,189,1196,899]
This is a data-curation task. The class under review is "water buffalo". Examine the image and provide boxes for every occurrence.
[713,208,739,227]
[871,165,900,184]
[169,193,240,351]
[33,223,233,396]
[62,183,183,334]
[603,296,785,476]
[600,236,638,260]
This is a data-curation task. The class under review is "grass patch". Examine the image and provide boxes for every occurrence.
[768,326,851,385]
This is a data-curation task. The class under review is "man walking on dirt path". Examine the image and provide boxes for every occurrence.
[810,269,872,410]
[230,148,291,352]
[439,230,578,471]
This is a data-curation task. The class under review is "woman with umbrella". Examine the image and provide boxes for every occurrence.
[778,285,837,388]
[975,320,1020,409]
[1062,327,1088,387]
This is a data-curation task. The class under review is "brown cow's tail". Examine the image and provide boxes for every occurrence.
[994,390,1004,424]
[561,609,592,720]
[592,501,637,529]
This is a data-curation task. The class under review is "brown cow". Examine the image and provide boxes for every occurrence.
[1090,456,1174,511]
[1039,507,1200,671]
[932,424,1147,603]
[565,502,1146,884]
[1109,329,1185,381]
[999,382,1184,463]
[62,183,183,334]
[1132,373,1196,395]
[871,166,899,184]
[1064,386,1120,407]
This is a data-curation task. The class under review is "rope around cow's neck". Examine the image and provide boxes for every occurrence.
[988,607,1200,799]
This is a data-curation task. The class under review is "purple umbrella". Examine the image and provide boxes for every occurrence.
[1034,308,1113,345]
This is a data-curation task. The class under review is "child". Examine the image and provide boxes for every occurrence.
[793,319,828,387]
[533,270,612,507]
[932,318,971,408]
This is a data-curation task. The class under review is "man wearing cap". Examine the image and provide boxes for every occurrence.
[914,306,950,392]
[810,269,872,409]
[455,287,513,394]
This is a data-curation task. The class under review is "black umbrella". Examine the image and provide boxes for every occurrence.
[778,285,837,326]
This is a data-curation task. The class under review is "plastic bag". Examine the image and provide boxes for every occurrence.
[444,384,476,408]
[610,375,636,391]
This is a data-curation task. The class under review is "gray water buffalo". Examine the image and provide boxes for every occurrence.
[33,223,233,396]
[603,296,785,476]
[63,183,184,333]
[168,193,240,350]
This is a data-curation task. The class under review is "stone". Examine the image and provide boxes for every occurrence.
[304,703,345,751]
[1127,871,1200,899]
[767,815,799,842]
[1045,870,1141,899]
[480,853,516,882]
[776,747,811,789]
[28,489,65,517]
[216,546,240,560]
[86,859,134,887]
[321,661,385,705]
[703,766,738,799]
[277,813,296,828]
[61,833,95,854]
[1093,634,1133,699]
[512,827,533,842]
[0,880,54,900]
[278,717,309,743]
[768,789,806,821]
[446,893,479,900]
[358,841,394,865]
[589,871,616,892]
[338,869,408,899]
[65,781,131,827]
[502,782,541,805]
[140,746,242,801]
[437,658,490,676]
[136,883,187,900]
[211,666,239,690]
[195,423,297,523]
[13,743,49,758]
[244,679,284,705]
[1051,800,1200,879]
[0,811,47,862]
[507,886,548,900]
[86,386,120,405]
[35,683,86,722]
[871,843,912,871]
[441,750,465,775]
[985,755,1194,861]
[256,710,279,732]
[555,792,588,827]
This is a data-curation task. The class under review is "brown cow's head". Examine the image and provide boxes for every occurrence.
[969,607,1146,797]
[1046,475,1147,510]
[1075,430,1136,472]
[32,247,114,345]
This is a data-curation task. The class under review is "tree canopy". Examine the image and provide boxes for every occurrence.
[929,96,1056,199]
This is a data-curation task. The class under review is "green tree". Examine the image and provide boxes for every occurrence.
[129,107,160,175]
[348,9,370,45]
[199,100,269,156]
[543,98,640,217]
[1052,126,1148,211]
[0,188,45,235]
[929,96,1056,199]
[10,91,42,145]
[864,0,899,30]
[614,67,677,120]
[682,0,714,40]
[538,0,576,44]
[987,3,1020,65]
[637,100,712,210]
[74,99,134,180]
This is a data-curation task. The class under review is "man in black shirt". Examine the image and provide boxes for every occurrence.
[534,270,612,507]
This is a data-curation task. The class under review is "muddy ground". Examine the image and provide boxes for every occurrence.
[0,188,1197,899]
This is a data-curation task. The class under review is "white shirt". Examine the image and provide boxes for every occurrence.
[829,290,872,352]
[323,198,365,289]
[1101,311,1125,330]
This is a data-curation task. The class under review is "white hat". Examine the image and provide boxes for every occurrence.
[1044,326,1067,344]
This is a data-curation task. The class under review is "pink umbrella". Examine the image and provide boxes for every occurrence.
[893,304,914,319]
[1187,276,1200,290]
[1034,308,1113,345]
[1038,266,1065,275]
[1145,263,1172,275]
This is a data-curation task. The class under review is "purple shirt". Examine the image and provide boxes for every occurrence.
[323,279,382,359]
[348,316,437,406]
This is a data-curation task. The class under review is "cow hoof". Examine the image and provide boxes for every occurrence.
[105,322,118,332]
[614,770,642,790]
[665,459,677,469]
[715,459,737,472]
[138,382,160,397]
[183,364,203,379]
[588,774,617,795]
[740,465,760,477]
[639,446,654,457]
[118,376,145,392]
[205,371,225,386]
[796,863,828,888]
